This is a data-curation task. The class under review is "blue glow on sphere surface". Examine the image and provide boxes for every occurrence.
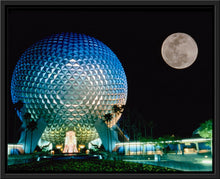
[11,33,128,144]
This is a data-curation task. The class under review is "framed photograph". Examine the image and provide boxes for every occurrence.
[1,0,219,178]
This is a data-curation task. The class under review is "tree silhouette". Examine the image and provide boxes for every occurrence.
[104,113,113,123]
[104,113,113,151]
[198,119,213,154]
[198,119,213,139]
[12,100,24,152]
[103,105,126,152]
[23,112,31,153]
[112,104,125,114]
[147,120,155,139]
[27,119,38,153]
[13,100,24,111]
[23,112,31,125]
[27,120,38,131]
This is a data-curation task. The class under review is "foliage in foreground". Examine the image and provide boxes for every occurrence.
[198,119,213,139]
[8,159,179,173]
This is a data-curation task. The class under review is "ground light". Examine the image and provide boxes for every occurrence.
[201,159,212,164]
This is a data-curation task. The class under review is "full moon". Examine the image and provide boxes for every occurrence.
[161,32,198,69]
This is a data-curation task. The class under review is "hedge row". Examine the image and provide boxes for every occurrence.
[8,159,179,173]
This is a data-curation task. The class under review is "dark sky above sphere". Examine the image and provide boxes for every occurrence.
[6,6,214,142]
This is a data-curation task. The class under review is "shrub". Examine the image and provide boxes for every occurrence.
[8,159,179,173]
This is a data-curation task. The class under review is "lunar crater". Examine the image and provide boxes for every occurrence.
[161,32,198,69]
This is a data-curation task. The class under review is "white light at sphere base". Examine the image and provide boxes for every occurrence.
[11,33,128,145]
[161,32,198,69]
[63,131,78,153]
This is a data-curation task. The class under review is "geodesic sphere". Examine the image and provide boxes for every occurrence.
[11,33,128,145]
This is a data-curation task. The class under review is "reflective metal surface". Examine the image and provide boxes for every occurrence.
[11,33,127,145]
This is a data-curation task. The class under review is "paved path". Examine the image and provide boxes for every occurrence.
[124,160,212,172]
[124,154,213,172]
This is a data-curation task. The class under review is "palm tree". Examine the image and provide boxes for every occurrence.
[104,113,113,152]
[104,113,113,125]
[197,119,213,154]
[27,119,38,153]
[13,100,24,111]
[23,112,31,153]
[112,104,125,114]
[23,112,31,125]
[147,120,155,139]
[12,100,24,152]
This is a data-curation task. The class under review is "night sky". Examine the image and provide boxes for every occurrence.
[6,6,214,143]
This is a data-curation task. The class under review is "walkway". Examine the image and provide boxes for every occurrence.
[123,153,213,172]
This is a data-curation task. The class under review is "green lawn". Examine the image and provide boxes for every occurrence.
[8,159,179,173]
